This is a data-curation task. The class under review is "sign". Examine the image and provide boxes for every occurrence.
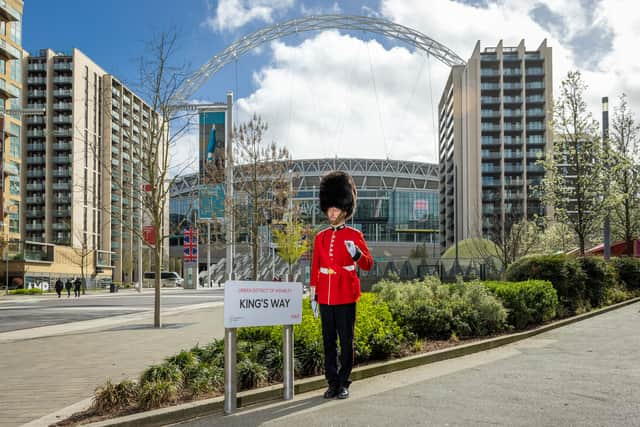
[143,225,155,246]
[183,227,198,262]
[224,281,303,328]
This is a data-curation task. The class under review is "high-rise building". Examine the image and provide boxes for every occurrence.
[22,48,163,284]
[0,0,23,247]
[439,40,552,253]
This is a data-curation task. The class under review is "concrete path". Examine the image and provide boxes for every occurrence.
[0,304,225,427]
[180,302,640,427]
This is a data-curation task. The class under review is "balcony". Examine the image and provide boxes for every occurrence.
[526,95,545,104]
[25,116,46,125]
[53,129,73,137]
[26,196,45,204]
[26,224,45,232]
[481,123,501,132]
[52,168,71,177]
[52,223,71,231]
[27,77,47,85]
[54,196,71,204]
[526,81,545,90]
[53,116,72,124]
[527,150,545,159]
[27,63,47,72]
[53,142,72,151]
[54,209,71,217]
[27,89,46,99]
[27,169,45,178]
[53,89,72,97]
[481,96,500,104]
[26,156,45,165]
[4,162,18,176]
[53,155,72,164]
[53,102,72,110]
[52,182,71,191]
[481,69,499,77]
[503,68,522,76]
[527,122,545,131]
[503,150,523,158]
[53,62,73,71]
[53,76,74,84]
[27,103,46,110]
[26,183,45,191]
[0,38,20,60]
[526,68,544,76]
[27,142,46,152]
[503,96,523,104]
[26,210,45,219]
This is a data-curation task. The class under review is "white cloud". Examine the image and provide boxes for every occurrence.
[235,31,445,162]
[192,0,640,170]
[206,0,295,32]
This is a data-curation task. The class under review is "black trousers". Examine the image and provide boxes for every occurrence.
[319,302,356,389]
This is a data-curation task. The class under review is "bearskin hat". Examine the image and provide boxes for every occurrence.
[319,170,357,220]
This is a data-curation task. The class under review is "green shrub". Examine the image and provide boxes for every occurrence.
[506,255,587,315]
[577,257,608,308]
[191,340,224,368]
[354,293,405,361]
[373,277,507,339]
[611,257,640,291]
[92,379,139,415]
[138,380,179,410]
[140,363,183,390]
[9,288,43,295]
[603,284,632,305]
[165,350,199,372]
[482,280,558,329]
[237,359,268,390]
[183,365,223,396]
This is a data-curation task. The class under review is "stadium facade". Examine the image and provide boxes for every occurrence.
[169,157,440,273]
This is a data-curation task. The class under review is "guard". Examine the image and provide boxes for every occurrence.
[310,170,373,399]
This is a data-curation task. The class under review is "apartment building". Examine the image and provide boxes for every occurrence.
[439,40,553,253]
[22,48,164,284]
[0,0,23,247]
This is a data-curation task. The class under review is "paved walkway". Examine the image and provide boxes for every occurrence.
[0,303,225,426]
[182,302,640,427]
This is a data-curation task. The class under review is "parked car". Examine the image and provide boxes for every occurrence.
[143,271,184,287]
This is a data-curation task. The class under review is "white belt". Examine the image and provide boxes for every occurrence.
[320,265,355,274]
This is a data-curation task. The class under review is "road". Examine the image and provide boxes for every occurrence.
[0,288,224,333]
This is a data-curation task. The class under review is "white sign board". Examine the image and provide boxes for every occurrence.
[224,280,303,328]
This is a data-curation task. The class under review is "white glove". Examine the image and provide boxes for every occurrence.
[311,299,319,318]
[344,240,358,258]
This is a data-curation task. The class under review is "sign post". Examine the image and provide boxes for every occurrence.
[223,280,303,414]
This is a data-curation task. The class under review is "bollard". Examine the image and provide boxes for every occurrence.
[283,324,294,400]
[224,328,237,414]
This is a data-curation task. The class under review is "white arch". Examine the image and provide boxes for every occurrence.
[171,14,465,105]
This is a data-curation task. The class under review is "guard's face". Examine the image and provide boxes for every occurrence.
[327,207,345,225]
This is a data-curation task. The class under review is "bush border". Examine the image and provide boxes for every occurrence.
[85,296,640,427]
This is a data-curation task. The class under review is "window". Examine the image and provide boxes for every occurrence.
[0,59,5,75]
[9,213,19,233]
[9,124,20,157]
[10,60,20,83]
[9,175,19,195]
[9,19,21,45]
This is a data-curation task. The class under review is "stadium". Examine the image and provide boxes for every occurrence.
[169,157,440,284]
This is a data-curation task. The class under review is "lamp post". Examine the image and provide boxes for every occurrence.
[602,97,611,260]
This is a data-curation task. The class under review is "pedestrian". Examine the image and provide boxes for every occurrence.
[54,278,63,298]
[65,278,72,298]
[309,171,373,400]
[73,277,82,298]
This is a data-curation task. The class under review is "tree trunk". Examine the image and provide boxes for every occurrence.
[252,222,258,280]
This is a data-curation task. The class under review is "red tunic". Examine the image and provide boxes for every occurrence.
[310,225,373,305]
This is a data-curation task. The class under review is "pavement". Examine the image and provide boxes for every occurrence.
[2,290,639,427]
[178,301,640,427]
[0,290,226,427]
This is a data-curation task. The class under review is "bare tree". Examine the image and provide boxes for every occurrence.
[540,71,609,255]
[70,227,95,294]
[233,114,291,280]
[610,94,640,255]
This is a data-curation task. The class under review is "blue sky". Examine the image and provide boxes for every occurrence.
[23,1,639,169]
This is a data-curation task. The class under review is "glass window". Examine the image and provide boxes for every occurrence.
[9,212,19,233]
[9,124,19,157]
[9,19,21,45]
[9,175,19,195]
[10,59,20,83]
[0,59,5,75]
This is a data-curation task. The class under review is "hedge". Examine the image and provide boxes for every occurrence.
[611,257,640,291]
[506,255,587,315]
[372,277,507,339]
[482,280,558,329]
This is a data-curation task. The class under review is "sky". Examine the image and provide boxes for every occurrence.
[24,0,640,173]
